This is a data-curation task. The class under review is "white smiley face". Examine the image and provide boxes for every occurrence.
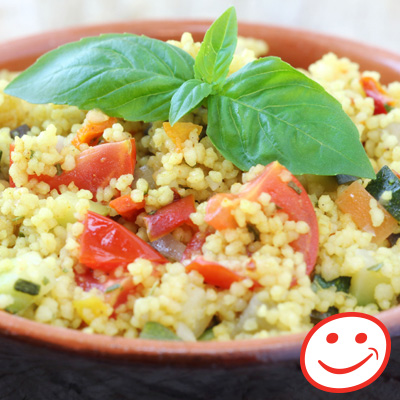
[300,312,391,393]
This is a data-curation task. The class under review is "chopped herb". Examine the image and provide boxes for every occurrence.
[310,306,338,325]
[10,124,30,139]
[336,174,358,185]
[148,210,157,215]
[0,150,2,162]
[12,216,24,222]
[62,268,69,273]
[55,163,63,176]
[198,328,215,341]
[247,224,260,241]
[30,150,35,159]
[139,321,181,341]
[287,180,302,194]
[148,281,159,296]
[14,279,40,296]
[367,263,383,272]
[384,104,394,113]
[18,232,25,238]
[42,277,50,285]
[312,274,351,293]
[105,283,121,293]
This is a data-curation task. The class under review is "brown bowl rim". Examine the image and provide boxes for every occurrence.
[1,20,400,365]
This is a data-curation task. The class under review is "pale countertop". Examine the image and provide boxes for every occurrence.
[0,0,398,54]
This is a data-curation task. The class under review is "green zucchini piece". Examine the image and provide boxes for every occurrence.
[139,322,181,341]
[14,279,40,295]
[336,174,358,185]
[53,192,110,227]
[312,274,351,293]
[365,165,400,220]
[350,267,390,306]
[198,328,215,341]
[310,307,338,325]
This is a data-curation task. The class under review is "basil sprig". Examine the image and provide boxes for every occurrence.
[5,7,375,178]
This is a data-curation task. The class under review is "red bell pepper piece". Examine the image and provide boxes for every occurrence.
[205,161,319,274]
[360,76,395,115]
[109,194,145,222]
[186,257,244,289]
[144,195,196,241]
[79,211,167,272]
[181,231,207,262]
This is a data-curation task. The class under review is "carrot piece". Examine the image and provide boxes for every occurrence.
[163,122,202,150]
[336,181,397,244]
[360,76,395,115]
[72,110,117,148]
[109,194,145,222]
[186,257,244,289]
[144,195,196,241]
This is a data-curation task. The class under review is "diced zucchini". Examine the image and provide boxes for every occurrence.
[0,252,56,314]
[139,322,181,341]
[366,165,400,221]
[198,328,215,341]
[350,266,390,306]
[310,307,338,325]
[312,274,351,293]
[336,174,358,185]
[53,192,110,227]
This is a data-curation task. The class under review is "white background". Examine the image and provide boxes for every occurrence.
[0,0,398,54]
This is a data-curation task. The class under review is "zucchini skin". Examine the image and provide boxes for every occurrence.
[336,174,358,185]
[366,165,400,221]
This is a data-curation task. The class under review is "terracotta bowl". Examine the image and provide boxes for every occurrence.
[1,21,400,400]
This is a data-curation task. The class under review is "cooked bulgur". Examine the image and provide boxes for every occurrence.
[1,31,400,342]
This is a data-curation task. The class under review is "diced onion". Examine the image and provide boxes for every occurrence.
[133,165,156,189]
[176,322,196,342]
[150,234,186,262]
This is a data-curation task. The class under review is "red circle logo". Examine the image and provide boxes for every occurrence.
[300,312,391,393]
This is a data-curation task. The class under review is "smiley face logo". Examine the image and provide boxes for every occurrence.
[300,312,391,393]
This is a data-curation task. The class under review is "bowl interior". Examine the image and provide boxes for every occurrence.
[0,20,400,363]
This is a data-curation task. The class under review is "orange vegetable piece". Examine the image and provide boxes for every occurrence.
[72,110,117,148]
[336,181,397,244]
[109,194,145,222]
[163,122,203,150]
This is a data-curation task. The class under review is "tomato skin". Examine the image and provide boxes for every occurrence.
[10,139,136,199]
[79,211,167,272]
[186,257,244,289]
[40,139,136,198]
[205,162,319,274]
[144,195,196,241]
[109,194,145,222]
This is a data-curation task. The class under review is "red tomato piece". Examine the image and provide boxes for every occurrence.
[40,139,136,198]
[144,195,196,242]
[79,211,167,272]
[360,76,395,115]
[186,257,244,289]
[10,139,136,199]
[109,194,145,222]
[205,161,319,274]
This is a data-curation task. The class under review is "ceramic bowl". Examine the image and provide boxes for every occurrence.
[1,21,400,400]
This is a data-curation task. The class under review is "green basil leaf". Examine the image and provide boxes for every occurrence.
[207,57,375,178]
[169,79,212,125]
[5,34,195,123]
[139,321,181,341]
[194,6,237,86]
